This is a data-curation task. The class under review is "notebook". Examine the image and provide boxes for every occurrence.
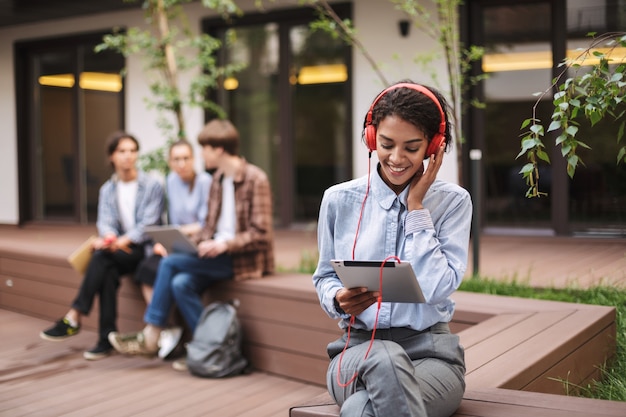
[330,259,425,303]
[67,235,97,275]
[144,225,198,255]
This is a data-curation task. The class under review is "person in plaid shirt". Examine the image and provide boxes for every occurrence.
[108,119,274,364]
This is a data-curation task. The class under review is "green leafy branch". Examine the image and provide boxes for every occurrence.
[95,0,245,173]
[519,32,626,198]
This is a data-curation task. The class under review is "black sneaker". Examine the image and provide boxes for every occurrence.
[40,318,80,341]
[83,339,113,361]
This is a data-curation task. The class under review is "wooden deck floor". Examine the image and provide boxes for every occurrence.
[1,225,625,416]
[0,309,327,417]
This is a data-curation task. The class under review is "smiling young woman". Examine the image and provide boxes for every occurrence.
[313,81,472,417]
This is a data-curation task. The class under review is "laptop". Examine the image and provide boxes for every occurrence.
[330,259,425,303]
[144,225,198,255]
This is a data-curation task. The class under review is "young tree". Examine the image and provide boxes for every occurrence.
[519,32,626,198]
[96,0,245,172]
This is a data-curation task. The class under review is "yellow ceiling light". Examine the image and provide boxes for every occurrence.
[38,72,122,92]
[79,72,123,92]
[298,64,348,85]
[483,47,626,72]
[565,47,626,67]
[38,74,75,88]
[224,77,239,90]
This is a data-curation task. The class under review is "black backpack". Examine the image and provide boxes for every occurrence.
[186,301,249,378]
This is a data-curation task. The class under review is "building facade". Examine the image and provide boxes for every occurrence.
[0,0,624,236]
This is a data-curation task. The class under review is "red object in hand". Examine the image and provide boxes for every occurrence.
[104,236,116,245]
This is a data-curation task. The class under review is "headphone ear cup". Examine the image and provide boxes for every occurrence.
[425,132,444,157]
[364,124,377,152]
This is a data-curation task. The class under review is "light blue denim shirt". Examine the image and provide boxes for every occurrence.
[166,170,212,226]
[313,165,472,331]
[96,170,165,244]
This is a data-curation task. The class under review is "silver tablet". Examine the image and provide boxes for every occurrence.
[144,225,198,255]
[330,259,425,303]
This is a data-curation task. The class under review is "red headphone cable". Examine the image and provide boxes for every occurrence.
[351,152,372,260]
[335,255,401,387]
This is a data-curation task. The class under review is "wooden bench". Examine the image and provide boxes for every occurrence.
[0,235,339,384]
[0,229,622,416]
[290,389,626,417]
[288,289,620,416]
[6,248,615,392]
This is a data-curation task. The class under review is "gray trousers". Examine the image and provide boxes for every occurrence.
[326,323,465,417]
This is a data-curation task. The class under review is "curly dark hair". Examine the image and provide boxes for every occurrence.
[363,80,453,152]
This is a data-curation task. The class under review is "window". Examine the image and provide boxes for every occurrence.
[204,4,352,226]
[16,31,125,223]
[465,0,626,235]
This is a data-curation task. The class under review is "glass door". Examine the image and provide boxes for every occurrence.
[565,0,626,235]
[289,24,351,222]
[478,2,555,230]
[468,0,625,235]
[20,33,124,223]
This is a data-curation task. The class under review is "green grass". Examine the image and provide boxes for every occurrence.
[460,276,626,402]
[295,256,625,401]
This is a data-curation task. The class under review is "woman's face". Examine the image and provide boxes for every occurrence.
[168,144,195,182]
[109,137,138,173]
[375,115,428,194]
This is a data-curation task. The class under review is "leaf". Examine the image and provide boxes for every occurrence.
[565,125,579,136]
[536,149,551,163]
[517,138,537,158]
[548,120,562,132]
[530,124,544,135]
[590,111,602,125]
[518,163,534,174]
[561,144,572,157]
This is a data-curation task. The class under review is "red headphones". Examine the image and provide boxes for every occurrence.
[364,83,446,157]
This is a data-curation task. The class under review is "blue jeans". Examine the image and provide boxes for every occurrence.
[144,252,233,332]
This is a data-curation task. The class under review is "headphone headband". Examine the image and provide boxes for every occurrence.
[364,83,446,156]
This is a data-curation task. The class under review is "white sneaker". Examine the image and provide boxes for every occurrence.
[158,326,183,359]
[172,357,188,372]
[108,331,157,356]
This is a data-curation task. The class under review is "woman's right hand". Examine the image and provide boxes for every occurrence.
[92,234,116,251]
[335,287,380,316]
[407,143,445,211]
